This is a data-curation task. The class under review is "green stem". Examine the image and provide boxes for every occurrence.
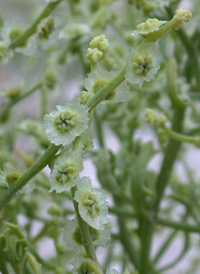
[71,187,98,263]
[155,108,185,213]
[158,233,190,271]
[166,59,187,109]
[9,0,63,49]
[117,215,140,270]
[139,108,185,273]
[94,111,104,148]
[163,126,200,145]
[157,219,200,233]
[0,81,42,121]
[165,6,200,89]
[0,63,126,211]
[109,207,200,234]
[153,230,177,265]
[28,246,57,270]
[0,144,60,211]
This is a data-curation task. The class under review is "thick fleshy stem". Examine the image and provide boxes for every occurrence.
[9,0,63,49]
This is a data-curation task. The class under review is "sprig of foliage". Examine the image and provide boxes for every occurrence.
[0,1,200,274]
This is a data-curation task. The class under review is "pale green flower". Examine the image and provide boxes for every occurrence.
[126,43,162,88]
[43,100,89,146]
[0,167,36,193]
[42,68,58,93]
[106,269,119,274]
[49,152,83,193]
[63,218,111,253]
[0,43,13,64]
[59,23,90,40]
[1,21,37,56]
[36,16,60,49]
[72,256,103,274]
[74,177,109,230]
[84,70,129,102]
[3,84,23,99]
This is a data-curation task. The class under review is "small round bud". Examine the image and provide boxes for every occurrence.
[176,9,192,23]
[142,1,156,14]
[89,35,109,52]
[36,16,60,50]
[79,91,91,105]
[145,108,167,127]
[4,86,22,99]
[174,9,192,30]
[47,203,62,216]
[86,48,103,63]
[43,69,57,91]
[6,172,20,185]
[158,129,168,144]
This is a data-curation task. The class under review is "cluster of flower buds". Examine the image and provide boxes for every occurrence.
[145,108,167,127]
[86,35,109,63]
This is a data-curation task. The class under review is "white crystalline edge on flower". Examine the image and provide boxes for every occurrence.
[36,17,61,50]
[49,168,77,193]
[1,21,25,44]
[72,255,103,274]
[49,152,83,193]
[84,70,112,92]
[63,217,111,252]
[15,35,38,56]
[93,222,111,247]
[74,177,109,230]
[111,80,130,103]
[125,42,162,88]
[59,23,91,40]
[84,70,129,103]
[63,218,85,253]
[43,101,89,146]
[0,21,37,57]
